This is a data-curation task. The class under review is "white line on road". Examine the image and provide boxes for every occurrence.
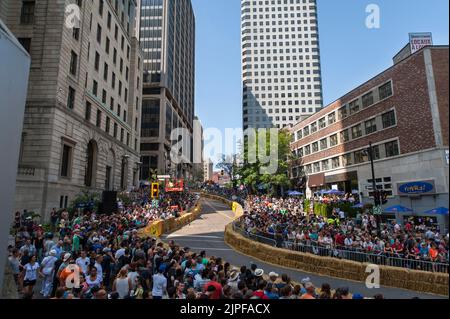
[185,247,234,251]
[165,234,223,239]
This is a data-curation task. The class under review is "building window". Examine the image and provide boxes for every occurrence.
[330,134,338,147]
[304,145,311,155]
[97,24,102,44]
[322,160,329,171]
[343,153,353,166]
[318,117,326,129]
[320,138,328,150]
[362,91,374,108]
[310,122,317,133]
[73,27,80,40]
[351,124,362,139]
[328,112,336,125]
[20,1,35,24]
[60,144,73,177]
[332,157,340,169]
[92,80,98,96]
[313,162,320,173]
[69,50,78,76]
[340,129,349,143]
[95,52,100,71]
[312,142,319,153]
[85,140,98,187]
[102,89,107,104]
[106,37,110,54]
[354,150,368,164]
[67,86,75,109]
[105,116,110,133]
[303,126,310,136]
[113,123,118,138]
[371,145,381,160]
[85,101,91,121]
[103,63,108,81]
[99,0,104,16]
[107,12,112,29]
[379,81,393,100]
[120,128,124,142]
[349,99,360,115]
[382,110,396,128]
[338,106,348,120]
[365,118,377,135]
[18,38,31,53]
[385,140,400,157]
[96,110,102,127]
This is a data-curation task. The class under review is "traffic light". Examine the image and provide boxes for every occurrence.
[151,183,159,199]
[221,170,224,176]
[381,190,388,205]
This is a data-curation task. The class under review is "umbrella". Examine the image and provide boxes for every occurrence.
[287,191,303,196]
[423,207,449,215]
[384,205,413,213]
[327,189,345,195]
[352,203,364,209]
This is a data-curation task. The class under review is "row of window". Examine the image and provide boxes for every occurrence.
[301,140,400,175]
[242,0,315,7]
[295,110,397,156]
[295,81,393,140]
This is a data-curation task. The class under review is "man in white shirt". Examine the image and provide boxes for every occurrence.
[76,250,90,275]
[152,264,167,299]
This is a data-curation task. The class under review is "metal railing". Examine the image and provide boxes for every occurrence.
[233,221,449,274]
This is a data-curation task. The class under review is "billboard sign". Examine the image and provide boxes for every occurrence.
[409,33,433,54]
[165,179,184,192]
[397,180,436,196]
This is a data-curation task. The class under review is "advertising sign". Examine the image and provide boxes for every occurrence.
[165,179,184,192]
[409,33,433,54]
[397,180,436,196]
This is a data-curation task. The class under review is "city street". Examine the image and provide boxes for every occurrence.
[163,197,446,299]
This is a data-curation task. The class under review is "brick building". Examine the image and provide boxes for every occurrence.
[290,45,448,226]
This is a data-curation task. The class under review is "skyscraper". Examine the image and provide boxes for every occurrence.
[241,0,323,130]
[138,0,195,179]
[1,0,143,220]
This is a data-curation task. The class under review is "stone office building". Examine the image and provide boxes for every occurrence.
[138,0,196,180]
[2,0,143,220]
[290,44,449,226]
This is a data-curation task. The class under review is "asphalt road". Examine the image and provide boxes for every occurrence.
[162,197,447,299]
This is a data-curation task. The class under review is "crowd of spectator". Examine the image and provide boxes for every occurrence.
[238,195,449,266]
[7,191,197,299]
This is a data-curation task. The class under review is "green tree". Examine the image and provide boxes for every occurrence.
[239,129,292,196]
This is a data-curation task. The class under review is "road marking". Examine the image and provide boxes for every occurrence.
[203,200,235,221]
[163,238,225,243]
[165,234,223,239]
[184,247,233,251]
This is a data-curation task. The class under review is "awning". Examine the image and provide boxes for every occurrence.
[308,173,325,188]
[325,171,358,184]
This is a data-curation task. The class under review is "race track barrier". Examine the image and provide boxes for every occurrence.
[202,192,449,297]
[137,202,202,238]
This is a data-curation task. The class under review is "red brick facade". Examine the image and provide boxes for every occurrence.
[291,46,449,165]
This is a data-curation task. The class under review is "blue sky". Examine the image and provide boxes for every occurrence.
[191,0,449,161]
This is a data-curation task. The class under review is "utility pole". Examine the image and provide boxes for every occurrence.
[368,142,381,230]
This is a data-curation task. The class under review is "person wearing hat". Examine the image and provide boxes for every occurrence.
[268,271,279,284]
[300,282,316,299]
[152,264,167,299]
[227,269,240,291]
[39,249,58,297]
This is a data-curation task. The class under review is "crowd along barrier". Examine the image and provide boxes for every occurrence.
[201,192,449,297]
[138,202,202,238]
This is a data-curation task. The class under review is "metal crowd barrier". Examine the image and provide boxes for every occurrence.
[233,222,449,274]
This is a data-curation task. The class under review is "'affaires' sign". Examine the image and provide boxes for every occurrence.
[397,180,436,196]
[409,33,433,54]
